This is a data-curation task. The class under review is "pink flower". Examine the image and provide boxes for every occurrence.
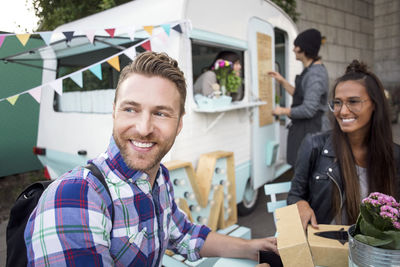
[380,211,396,221]
[394,221,400,230]
[381,205,399,216]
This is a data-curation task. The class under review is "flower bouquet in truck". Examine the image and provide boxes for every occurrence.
[352,192,400,249]
[212,59,241,95]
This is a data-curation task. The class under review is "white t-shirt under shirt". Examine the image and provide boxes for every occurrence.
[332,165,368,225]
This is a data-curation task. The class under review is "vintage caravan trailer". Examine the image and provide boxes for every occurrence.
[25,0,301,218]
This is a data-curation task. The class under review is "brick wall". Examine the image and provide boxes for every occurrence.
[374,0,400,95]
[295,0,375,87]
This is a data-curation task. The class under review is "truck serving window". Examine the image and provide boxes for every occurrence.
[54,36,145,113]
[191,41,244,101]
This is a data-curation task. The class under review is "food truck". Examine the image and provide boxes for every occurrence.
[0,0,303,240]
[3,0,304,265]
[20,0,302,217]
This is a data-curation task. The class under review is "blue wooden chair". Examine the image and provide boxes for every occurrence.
[264,181,291,221]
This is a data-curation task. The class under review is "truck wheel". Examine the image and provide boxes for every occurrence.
[237,178,260,216]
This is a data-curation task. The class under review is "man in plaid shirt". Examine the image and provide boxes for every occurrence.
[24,52,277,266]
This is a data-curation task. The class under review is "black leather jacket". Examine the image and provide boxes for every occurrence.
[287,131,400,224]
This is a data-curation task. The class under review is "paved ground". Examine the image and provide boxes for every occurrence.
[2,122,400,266]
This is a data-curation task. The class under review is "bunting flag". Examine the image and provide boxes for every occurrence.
[124,47,136,61]
[161,24,171,36]
[0,35,6,48]
[28,87,42,103]
[141,40,151,51]
[1,20,188,107]
[143,26,154,36]
[172,24,182,33]
[49,79,63,95]
[39,32,52,46]
[7,95,19,105]
[107,56,120,71]
[62,31,74,42]
[85,30,96,43]
[155,30,169,44]
[16,34,31,46]
[127,27,135,41]
[105,28,115,38]
[89,64,102,80]
[70,72,83,87]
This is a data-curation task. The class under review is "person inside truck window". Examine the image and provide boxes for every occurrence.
[24,51,278,266]
[193,50,242,98]
[268,28,329,166]
[287,60,400,230]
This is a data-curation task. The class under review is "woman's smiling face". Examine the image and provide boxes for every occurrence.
[333,80,375,137]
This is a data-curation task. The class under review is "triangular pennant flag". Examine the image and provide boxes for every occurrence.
[172,24,182,33]
[161,24,171,36]
[39,32,52,45]
[28,86,42,103]
[7,95,19,105]
[155,30,169,44]
[49,79,63,95]
[89,64,102,80]
[105,28,115,38]
[141,40,151,51]
[127,27,136,41]
[0,35,6,48]
[143,26,154,36]
[85,30,96,43]
[124,47,136,61]
[62,31,74,42]
[70,72,83,87]
[16,33,31,46]
[107,56,120,72]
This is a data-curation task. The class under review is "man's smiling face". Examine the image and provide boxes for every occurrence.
[112,73,183,178]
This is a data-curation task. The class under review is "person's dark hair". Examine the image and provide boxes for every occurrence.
[294,28,322,60]
[115,51,187,115]
[208,51,240,70]
[331,59,396,224]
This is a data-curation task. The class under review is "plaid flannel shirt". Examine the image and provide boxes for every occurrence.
[24,137,211,266]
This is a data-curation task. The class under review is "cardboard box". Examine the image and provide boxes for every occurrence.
[308,224,349,267]
[275,204,314,267]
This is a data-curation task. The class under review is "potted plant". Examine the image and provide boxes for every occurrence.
[348,192,400,266]
[212,59,242,96]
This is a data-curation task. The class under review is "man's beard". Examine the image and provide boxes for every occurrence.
[113,130,176,173]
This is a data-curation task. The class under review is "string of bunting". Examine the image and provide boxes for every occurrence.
[0,21,185,106]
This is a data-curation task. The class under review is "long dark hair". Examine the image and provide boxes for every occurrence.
[331,60,396,224]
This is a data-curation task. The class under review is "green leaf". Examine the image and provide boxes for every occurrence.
[360,204,375,225]
[359,217,389,240]
[381,230,400,249]
[354,234,393,247]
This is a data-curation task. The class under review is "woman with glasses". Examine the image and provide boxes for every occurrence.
[287,60,400,230]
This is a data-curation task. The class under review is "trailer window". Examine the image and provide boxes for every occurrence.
[54,37,146,113]
[191,41,244,101]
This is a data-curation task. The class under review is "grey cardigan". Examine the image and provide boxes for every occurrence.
[290,64,329,119]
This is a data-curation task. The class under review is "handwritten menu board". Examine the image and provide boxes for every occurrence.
[257,32,273,126]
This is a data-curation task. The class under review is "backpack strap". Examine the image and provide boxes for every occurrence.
[85,163,115,224]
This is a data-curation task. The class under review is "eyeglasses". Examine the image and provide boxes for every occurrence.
[328,98,370,113]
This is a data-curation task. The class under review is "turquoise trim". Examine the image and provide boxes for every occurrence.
[235,161,251,204]
[38,149,88,178]
[190,28,247,50]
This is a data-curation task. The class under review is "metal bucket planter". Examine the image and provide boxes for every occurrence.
[348,225,400,267]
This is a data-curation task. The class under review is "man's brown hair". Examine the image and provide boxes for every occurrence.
[115,51,187,115]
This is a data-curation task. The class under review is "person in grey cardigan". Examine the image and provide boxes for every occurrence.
[268,28,329,166]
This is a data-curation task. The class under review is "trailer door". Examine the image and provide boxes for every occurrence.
[248,17,279,189]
